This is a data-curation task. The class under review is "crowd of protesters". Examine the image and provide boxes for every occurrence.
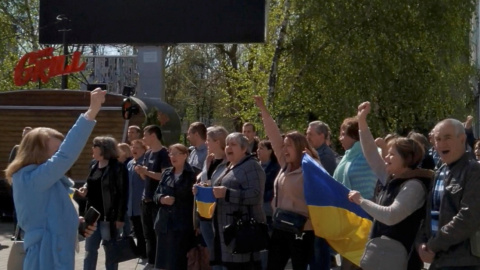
[5,94,480,270]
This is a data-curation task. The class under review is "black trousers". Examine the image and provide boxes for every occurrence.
[141,201,158,264]
[224,261,262,270]
[130,215,147,258]
[266,229,314,270]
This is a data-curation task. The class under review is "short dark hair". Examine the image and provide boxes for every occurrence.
[93,136,119,160]
[258,139,278,164]
[144,125,163,142]
[189,122,207,140]
[341,117,359,141]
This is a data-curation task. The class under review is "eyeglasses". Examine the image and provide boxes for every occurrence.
[168,152,185,157]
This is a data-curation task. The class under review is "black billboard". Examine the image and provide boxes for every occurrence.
[39,0,266,44]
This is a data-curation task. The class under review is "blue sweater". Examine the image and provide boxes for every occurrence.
[127,155,146,217]
[12,115,95,270]
[333,141,377,200]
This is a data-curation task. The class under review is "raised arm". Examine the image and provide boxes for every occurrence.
[357,101,388,184]
[254,96,285,168]
[27,89,106,192]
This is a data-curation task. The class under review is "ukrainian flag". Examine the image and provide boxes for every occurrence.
[195,186,216,219]
[302,154,372,266]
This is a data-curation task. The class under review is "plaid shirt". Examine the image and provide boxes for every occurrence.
[431,164,448,235]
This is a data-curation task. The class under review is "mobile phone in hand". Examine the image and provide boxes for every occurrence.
[79,207,100,236]
[84,206,101,226]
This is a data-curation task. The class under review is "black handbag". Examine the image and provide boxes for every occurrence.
[103,236,139,264]
[219,165,269,255]
[223,211,269,254]
[271,208,307,234]
[271,178,308,234]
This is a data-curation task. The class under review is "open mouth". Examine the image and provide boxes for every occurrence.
[441,150,450,155]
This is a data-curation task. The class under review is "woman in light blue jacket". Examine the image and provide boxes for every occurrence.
[4,89,105,270]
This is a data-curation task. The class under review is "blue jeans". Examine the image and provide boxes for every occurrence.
[309,237,331,270]
[199,220,226,270]
[84,221,119,270]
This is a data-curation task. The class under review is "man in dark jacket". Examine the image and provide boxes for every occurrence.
[306,121,337,176]
[418,118,480,269]
[306,120,337,270]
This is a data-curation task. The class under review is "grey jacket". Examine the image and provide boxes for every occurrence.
[212,154,266,264]
[427,153,480,268]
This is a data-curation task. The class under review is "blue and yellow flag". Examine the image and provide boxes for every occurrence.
[302,154,373,266]
[195,186,216,219]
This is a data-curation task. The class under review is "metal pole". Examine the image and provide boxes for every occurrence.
[61,29,68,89]
[57,14,71,89]
[122,119,130,143]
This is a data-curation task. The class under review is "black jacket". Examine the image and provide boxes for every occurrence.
[263,160,280,202]
[153,162,196,233]
[86,159,129,223]
[372,169,433,270]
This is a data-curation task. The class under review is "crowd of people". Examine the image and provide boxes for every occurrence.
[5,93,480,270]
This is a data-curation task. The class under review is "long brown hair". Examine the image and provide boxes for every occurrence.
[5,127,64,184]
[284,131,319,168]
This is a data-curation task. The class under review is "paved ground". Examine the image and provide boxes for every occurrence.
[0,218,339,270]
[0,219,143,270]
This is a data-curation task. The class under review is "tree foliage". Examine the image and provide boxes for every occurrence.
[0,0,477,148]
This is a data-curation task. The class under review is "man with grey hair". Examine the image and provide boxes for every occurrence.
[306,121,337,176]
[418,118,480,269]
[306,121,337,270]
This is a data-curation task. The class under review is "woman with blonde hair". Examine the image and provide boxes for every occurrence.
[118,142,133,166]
[196,125,229,270]
[4,88,105,270]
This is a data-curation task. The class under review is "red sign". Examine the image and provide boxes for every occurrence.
[14,47,86,86]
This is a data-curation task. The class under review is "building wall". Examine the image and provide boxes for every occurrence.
[0,90,144,182]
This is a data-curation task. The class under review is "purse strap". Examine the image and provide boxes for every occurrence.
[274,166,287,208]
[13,225,20,243]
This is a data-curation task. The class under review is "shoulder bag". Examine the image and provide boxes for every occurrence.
[271,172,307,234]
[7,226,25,270]
[360,219,425,270]
[220,162,269,254]
[360,236,408,270]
